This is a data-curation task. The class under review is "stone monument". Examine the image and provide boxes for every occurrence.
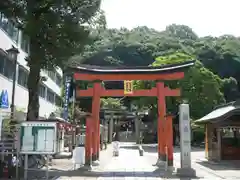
[176,103,196,177]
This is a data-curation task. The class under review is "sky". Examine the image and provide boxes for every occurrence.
[101,0,240,37]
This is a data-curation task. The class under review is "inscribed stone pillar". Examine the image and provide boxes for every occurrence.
[176,103,196,177]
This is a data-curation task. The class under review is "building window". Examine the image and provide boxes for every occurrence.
[3,58,14,79]
[45,69,62,86]
[55,95,62,107]
[47,71,56,82]
[0,54,5,74]
[47,88,55,104]
[0,13,19,43]
[39,84,46,98]
[18,66,28,88]
[21,33,30,53]
[56,73,62,86]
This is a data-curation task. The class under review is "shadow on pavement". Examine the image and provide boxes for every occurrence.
[120,145,138,150]
[32,168,201,180]
[196,160,240,171]
[40,167,202,179]
[142,144,204,153]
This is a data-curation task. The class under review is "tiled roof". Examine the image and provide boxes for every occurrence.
[68,60,195,74]
[195,101,240,124]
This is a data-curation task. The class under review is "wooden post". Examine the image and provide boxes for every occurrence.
[156,82,166,162]
[205,124,208,159]
[166,115,173,167]
[92,82,101,161]
[85,116,92,167]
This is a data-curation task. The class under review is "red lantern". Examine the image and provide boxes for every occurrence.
[58,123,65,130]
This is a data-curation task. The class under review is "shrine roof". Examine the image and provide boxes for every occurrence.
[0,48,7,57]
[69,60,195,74]
[195,101,240,124]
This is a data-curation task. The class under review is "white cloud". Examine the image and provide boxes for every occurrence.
[101,0,240,37]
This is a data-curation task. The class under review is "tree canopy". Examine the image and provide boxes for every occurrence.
[75,24,240,120]
[153,53,225,118]
[0,0,102,120]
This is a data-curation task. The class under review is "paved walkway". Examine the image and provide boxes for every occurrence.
[55,143,166,180]
[143,144,240,179]
[47,143,240,180]
[54,144,114,180]
[97,143,161,180]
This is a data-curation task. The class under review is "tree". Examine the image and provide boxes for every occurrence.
[0,0,102,120]
[67,24,240,118]
[101,98,123,109]
[134,52,226,119]
[165,24,198,40]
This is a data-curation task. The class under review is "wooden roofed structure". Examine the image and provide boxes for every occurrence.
[196,100,240,160]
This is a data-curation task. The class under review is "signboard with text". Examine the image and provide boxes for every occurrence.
[124,80,133,94]
[20,122,57,155]
[0,90,9,109]
[63,75,71,120]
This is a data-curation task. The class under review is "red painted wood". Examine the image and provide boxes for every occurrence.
[76,87,180,97]
[103,89,156,97]
[166,115,174,165]
[73,72,184,81]
[91,82,101,161]
[85,117,92,166]
[156,82,166,160]
[76,71,183,164]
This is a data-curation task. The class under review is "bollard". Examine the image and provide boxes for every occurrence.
[104,141,107,150]
[139,145,144,156]
[113,141,119,156]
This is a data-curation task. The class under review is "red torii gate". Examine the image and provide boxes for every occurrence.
[71,61,194,167]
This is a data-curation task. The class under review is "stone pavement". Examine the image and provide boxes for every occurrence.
[53,142,170,180]
[97,142,162,180]
[143,144,240,179]
[53,143,114,180]
[37,143,240,180]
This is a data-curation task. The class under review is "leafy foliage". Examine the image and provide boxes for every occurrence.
[75,24,238,119]
[0,0,102,120]
[134,52,225,118]
[101,98,123,109]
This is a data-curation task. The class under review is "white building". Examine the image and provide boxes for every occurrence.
[0,13,62,119]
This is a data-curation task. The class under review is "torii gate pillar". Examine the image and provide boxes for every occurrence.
[156,82,167,164]
[91,82,101,163]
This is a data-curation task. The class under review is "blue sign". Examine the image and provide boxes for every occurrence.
[0,90,9,109]
[63,76,71,120]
